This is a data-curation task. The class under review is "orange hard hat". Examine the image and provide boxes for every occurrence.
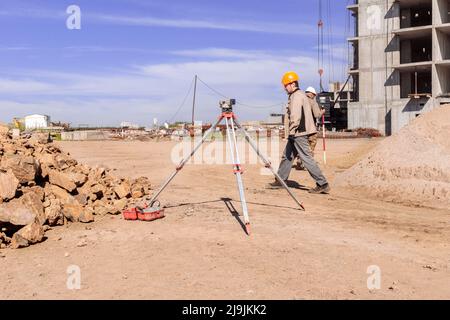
[281,71,299,86]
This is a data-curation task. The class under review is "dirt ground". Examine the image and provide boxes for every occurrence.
[1,138,449,300]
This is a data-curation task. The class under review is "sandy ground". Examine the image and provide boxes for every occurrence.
[1,138,449,300]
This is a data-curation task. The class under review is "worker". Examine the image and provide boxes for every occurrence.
[268,72,330,194]
[294,86,325,170]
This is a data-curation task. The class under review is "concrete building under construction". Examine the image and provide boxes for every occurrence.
[347,0,450,135]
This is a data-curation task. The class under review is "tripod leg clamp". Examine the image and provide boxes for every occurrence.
[233,165,244,174]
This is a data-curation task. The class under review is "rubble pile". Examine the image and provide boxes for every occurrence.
[0,132,151,249]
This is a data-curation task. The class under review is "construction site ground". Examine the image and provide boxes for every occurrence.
[1,138,449,300]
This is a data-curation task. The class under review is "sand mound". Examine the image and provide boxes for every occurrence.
[336,105,450,209]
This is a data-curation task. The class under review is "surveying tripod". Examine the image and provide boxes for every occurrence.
[148,99,305,235]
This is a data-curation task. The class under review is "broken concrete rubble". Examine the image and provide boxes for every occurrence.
[0,132,152,249]
[0,170,19,201]
[10,221,45,249]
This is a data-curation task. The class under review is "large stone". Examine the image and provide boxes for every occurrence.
[35,153,56,172]
[0,155,39,184]
[68,172,87,187]
[40,163,51,179]
[49,185,75,204]
[0,201,36,226]
[93,200,108,215]
[74,193,88,206]
[133,177,151,187]
[114,181,131,199]
[48,170,77,192]
[0,169,19,200]
[113,198,128,212]
[91,183,106,197]
[54,153,77,170]
[29,132,50,144]
[45,202,64,226]
[131,185,144,199]
[11,221,45,249]
[2,143,18,155]
[88,167,106,181]
[22,186,45,201]
[62,203,83,222]
[18,192,45,225]
[79,210,94,223]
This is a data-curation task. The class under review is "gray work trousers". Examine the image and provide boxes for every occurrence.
[277,135,328,186]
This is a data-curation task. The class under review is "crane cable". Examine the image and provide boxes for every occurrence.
[326,0,335,83]
[318,0,324,92]
[167,76,195,123]
[197,76,284,109]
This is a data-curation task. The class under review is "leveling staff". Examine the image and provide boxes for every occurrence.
[268,71,330,194]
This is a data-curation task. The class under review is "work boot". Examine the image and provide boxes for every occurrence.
[308,183,330,194]
[266,179,284,189]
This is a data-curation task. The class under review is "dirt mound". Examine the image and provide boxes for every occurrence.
[0,131,152,249]
[336,105,450,209]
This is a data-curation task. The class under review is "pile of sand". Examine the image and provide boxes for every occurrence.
[336,105,450,209]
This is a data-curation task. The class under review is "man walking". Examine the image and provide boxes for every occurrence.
[268,71,330,194]
[294,86,324,170]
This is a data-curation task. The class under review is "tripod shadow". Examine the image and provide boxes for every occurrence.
[221,197,248,235]
[164,198,302,212]
[163,197,302,236]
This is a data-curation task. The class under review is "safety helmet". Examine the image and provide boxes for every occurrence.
[305,86,317,96]
[281,71,299,86]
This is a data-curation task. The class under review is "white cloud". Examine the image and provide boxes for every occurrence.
[172,48,274,60]
[0,47,31,51]
[91,13,318,36]
[0,48,347,125]
[0,78,56,93]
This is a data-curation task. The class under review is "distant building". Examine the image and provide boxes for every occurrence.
[24,114,50,130]
[265,113,284,126]
[120,121,140,129]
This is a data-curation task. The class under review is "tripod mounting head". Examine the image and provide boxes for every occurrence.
[219,99,236,113]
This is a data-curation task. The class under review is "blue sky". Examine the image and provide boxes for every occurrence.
[0,0,352,127]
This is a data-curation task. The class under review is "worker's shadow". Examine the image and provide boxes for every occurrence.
[285,180,309,191]
[221,197,248,235]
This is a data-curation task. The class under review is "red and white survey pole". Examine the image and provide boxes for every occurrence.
[322,113,327,165]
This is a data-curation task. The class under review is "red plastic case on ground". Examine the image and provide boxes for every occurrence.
[123,205,165,222]
[137,207,165,221]
[122,207,139,220]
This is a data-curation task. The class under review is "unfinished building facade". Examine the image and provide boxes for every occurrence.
[347,0,450,135]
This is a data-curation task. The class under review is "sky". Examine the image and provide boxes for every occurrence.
[0,0,353,127]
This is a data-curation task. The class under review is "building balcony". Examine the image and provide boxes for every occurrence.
[393,25,432,39]
[393,61,432,71]
[394,27,433,64]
